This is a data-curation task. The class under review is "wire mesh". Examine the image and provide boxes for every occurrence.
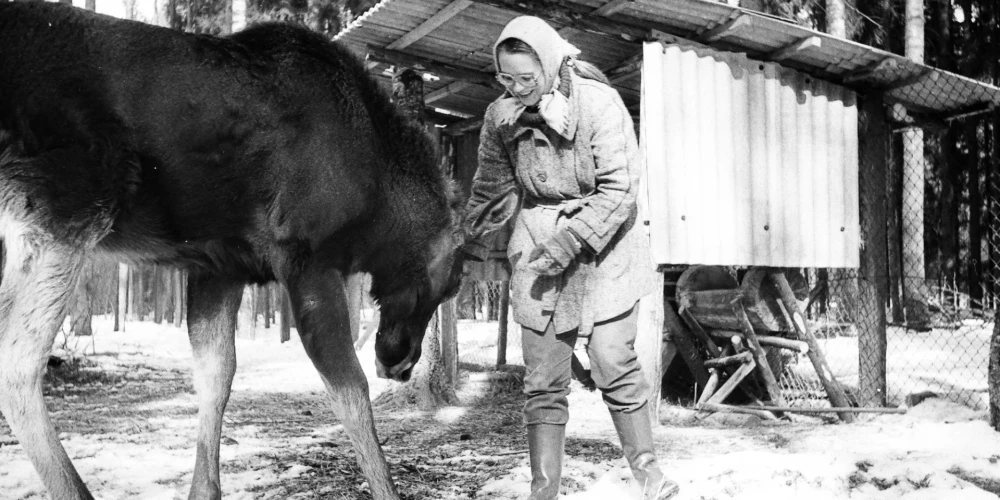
[770,70,997,411]
[456,280,522,370]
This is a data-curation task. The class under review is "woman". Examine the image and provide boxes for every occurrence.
[465,16,679,500]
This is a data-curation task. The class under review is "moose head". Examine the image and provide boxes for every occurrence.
[373,186,520,381]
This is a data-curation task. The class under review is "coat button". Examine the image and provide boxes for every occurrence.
[537,172,547,182]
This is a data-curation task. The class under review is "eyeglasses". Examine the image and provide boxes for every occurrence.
[496,72,540,88]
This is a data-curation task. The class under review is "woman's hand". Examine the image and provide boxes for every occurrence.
[525,228,582,276]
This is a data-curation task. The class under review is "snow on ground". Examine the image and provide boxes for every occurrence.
[1,317,999,499]
[795,321,992,410]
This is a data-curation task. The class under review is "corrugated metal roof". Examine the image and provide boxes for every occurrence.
[335,0,1000,123]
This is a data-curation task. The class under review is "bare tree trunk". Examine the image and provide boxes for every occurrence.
[970,120,985,307]
[117,264,128,329]
[174,270,184,327]
[153,266,165,324]
[826,0,846,38]
[280,289,292,343]
[888,136,906,322]
[902,0,931,329]
[263,283,271,329]
[219,0,233,35]
[86,0,95,10]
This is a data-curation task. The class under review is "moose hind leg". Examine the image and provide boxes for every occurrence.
[287,264,400,500]
[185,275,244,500]
[0,243,90,499]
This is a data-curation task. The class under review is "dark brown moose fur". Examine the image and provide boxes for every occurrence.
[0,3,516,499]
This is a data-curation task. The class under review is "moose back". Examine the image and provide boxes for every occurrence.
[0,3,515,499]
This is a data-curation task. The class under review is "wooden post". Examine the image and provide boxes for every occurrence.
[663,301,710,391]
[636,273,665,427]
[770,271,855,422]
[858,92,889,407]
[496,280,510,367]
[441,299,459,386]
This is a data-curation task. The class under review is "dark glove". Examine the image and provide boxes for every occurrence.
[526,227,583,276]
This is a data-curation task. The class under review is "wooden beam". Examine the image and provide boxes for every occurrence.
[606,53,643,84]
[387,0,472,51]
[944,102,997,122]
[470,0,647,43]
[766,35,821,62]
[366,46,500,89]
[426,81,472,104]
[592,0,632,17]
[841,57,899,84]
[650,29,714,51]
[697,14,751,43]
[443,116,484,136]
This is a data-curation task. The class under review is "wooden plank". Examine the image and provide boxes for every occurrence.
[745,405,906,414]
[704,358,756,405]
[769,271,855,422]
[732,298,787,408]
[592,0,632,17]
[679,307,722,357]
[698,402,780,421]
[697,14,751,43]
[366,46,499,89]
[636,273,665,428]
[387,0,473,51]
[469,0,648,42]
[663,302,710,390]
[766,35,821,62]
[426,81,472,104]
[757,335,809,354]
[703,351,753,369]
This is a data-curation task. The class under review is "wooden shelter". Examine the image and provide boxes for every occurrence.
[334,0,1000,421]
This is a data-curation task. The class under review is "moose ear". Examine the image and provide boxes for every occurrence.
[468,187,519,239]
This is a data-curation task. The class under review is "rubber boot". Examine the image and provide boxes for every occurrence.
[526,423,565,499]
[610,407,680,500]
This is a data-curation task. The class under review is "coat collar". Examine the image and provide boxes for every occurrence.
[507,73,579,142]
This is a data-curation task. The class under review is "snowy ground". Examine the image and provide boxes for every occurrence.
[1,317,999,499]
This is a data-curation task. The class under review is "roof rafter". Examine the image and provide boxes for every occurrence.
[766,36,821,62]
[386,0,473,51]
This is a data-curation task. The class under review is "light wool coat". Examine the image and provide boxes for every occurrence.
[468,73,659,334]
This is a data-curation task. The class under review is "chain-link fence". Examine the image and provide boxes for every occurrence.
[456,280,523,369]
[768,97,997,411]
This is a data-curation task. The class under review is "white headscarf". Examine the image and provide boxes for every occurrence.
[492,16,580,138]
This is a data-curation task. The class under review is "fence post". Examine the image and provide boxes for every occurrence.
[496,280,510,367]
[857,92,889,407]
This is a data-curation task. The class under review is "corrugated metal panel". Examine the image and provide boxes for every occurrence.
[641,42,859,268]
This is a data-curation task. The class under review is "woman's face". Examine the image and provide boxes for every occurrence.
[497,51,545,106]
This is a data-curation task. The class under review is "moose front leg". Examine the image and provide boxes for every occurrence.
[0,245,90,500]
[185,275,244,500]
[287,263,400,500]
